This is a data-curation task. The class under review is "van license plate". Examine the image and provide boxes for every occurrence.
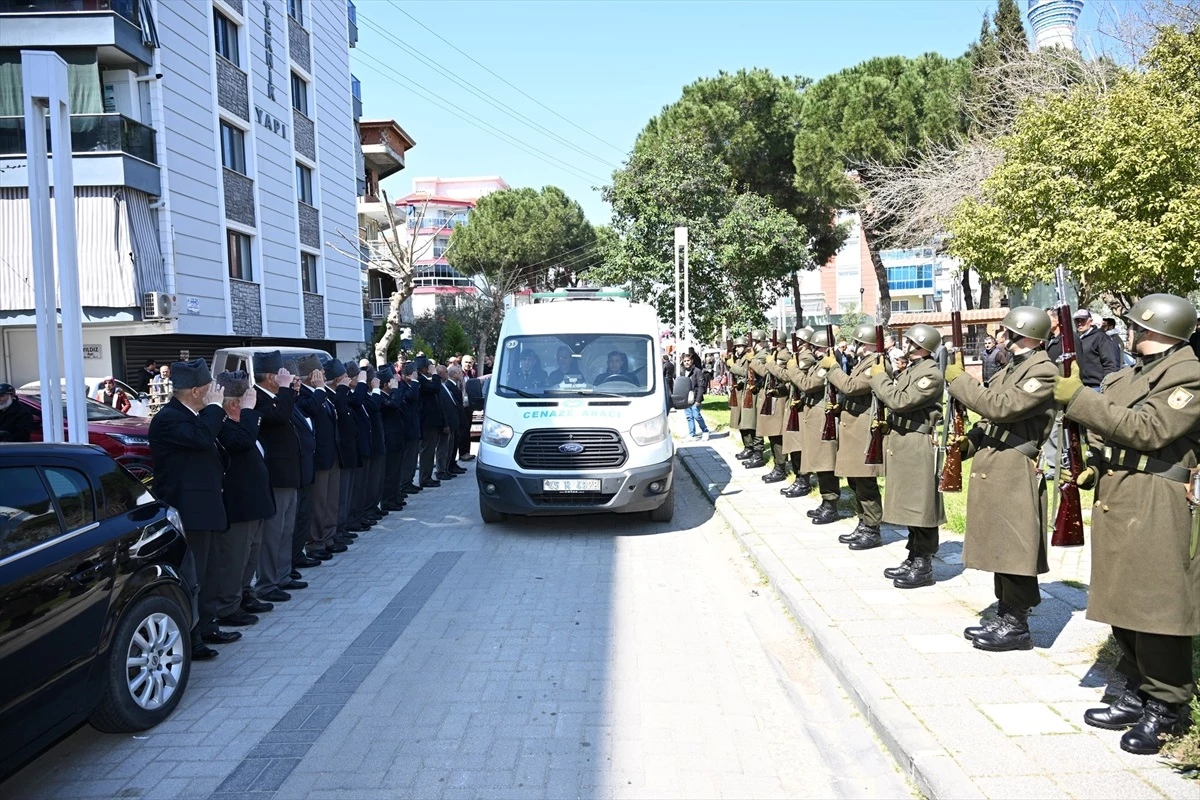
[542,479,601,492]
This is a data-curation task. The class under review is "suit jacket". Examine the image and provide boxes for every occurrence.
[436,380,459,433]
[331,384,360,469]
[296,385,337,472]
[348,382,375,459]
[417,374,444,430]
[291,403,316,486]
[148,397,227,532]
[255,385,302,488]
[380,388,406,452]
[464,377,485,411]
[398,379,421,440]
[218,409,276,524]
[365,389,387,457]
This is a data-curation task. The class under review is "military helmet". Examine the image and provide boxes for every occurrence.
[851,319,877,346]
[1123,294,1198,342]
[732,335,748,347]
[750,329,767,343]
[809,328,832,349]
[1000,306,1053,342]
[903,323,942,353]
[795,326,815,344]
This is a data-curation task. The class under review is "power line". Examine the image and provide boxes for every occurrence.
[357,14,618,171]
[387,2,627,156]
[352,49,607,185]
[519,240,599,271]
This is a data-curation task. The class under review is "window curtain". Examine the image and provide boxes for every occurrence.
[0,51,22,117]
[0,49,102,115]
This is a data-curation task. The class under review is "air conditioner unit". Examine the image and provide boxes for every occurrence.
[143,292,178,320]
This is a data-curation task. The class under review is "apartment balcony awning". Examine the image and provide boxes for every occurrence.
[0,185,163,310]
[890,307,1010,330]
[359,119,415,181]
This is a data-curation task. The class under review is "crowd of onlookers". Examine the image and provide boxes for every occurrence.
[145,349,486,660]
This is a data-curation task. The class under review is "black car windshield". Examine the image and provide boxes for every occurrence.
[24,394,129,421]
[496,334,656,398]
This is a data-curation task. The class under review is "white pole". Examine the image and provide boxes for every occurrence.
[682,229,690,352]
[673,226,684,368]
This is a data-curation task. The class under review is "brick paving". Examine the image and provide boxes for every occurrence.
[3,454,908,799]
[673,414,1196,800]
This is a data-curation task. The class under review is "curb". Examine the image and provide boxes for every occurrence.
[677,447,985,800]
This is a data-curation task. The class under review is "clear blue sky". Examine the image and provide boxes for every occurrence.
[352,0,1110,224]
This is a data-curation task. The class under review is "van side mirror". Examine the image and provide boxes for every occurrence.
[670,376,692,411]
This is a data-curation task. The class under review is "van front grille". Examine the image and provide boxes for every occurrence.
[514,428,627,470]
[529,492,616,506]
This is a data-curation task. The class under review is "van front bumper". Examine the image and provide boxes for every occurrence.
[476,458,674,516]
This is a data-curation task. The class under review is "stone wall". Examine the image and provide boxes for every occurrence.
[216,58,249,121]
[303,292,325,339]
[293,108,316,161]
[224,169,256,226]
[289,17,311,73]
[298,202,320,248]
[231,279,262,335]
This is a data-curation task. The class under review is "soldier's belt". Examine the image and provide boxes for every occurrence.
[886,415,932,435]
[841,396,871,416]
[1101,444,1190,483]
[980,424,1041,461]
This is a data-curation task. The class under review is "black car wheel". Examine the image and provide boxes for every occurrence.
[90,594,191,733]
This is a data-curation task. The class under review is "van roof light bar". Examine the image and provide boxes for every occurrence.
[531,288,630,303]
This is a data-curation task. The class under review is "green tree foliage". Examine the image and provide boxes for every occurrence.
[948,27,1200,306]
[793,54,970,324]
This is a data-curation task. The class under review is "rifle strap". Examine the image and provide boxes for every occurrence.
[1101,444,1190,483]
[979,424,1041,461]
[886,415,932,435]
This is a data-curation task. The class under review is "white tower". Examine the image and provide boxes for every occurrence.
[1027,0,1084,51]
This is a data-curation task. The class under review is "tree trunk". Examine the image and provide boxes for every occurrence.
[374,290,408,366]
[963,270,977,310]
[791,271,803,330]
[861,223,892,328]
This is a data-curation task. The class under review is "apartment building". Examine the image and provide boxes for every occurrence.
[0,0,366,387]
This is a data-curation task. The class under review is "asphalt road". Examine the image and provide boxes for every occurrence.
[4,457,910,799]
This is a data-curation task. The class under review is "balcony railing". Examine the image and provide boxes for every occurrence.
[0,0,137,22]
[0,113,156,162]
[369,297,390,319]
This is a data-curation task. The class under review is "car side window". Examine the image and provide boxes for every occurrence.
[43,467,96,531]
[97,463,154,518]
[0,467,65,560]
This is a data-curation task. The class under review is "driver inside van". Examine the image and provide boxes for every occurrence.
[546,346,583,385]
[511,350,547,392]
[594,351,634,384]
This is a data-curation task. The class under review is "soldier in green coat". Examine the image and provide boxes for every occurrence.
[760,336,794,484]
[798,328,841,524]
[944,307,1059,652]
[1055,293,1200,755]
[781,328,815,498]
[728,341,761,463]
[824,321,885,549]
[725,336,749,457]
[869,323,945,590]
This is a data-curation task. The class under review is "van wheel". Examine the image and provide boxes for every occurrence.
[649,486,675,523]
[479,496,506,524]
[90,594,191,733]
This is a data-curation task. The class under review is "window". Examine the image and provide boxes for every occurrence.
[227,230,253,281]
[97,463,154,519]
[296,163,314,205]
[43,468,95,532]
[0,467,64,560]
[432,237,449,259]
[301,252,318,293]
[220,122,246,175]
[214,10,240,66]
[288,0,303,24]
[891,300,910,312]
[496,334,657,398]
[291,73,308,115]
[885,264,934,292]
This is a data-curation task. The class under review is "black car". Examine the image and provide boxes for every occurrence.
[0,443,194,778]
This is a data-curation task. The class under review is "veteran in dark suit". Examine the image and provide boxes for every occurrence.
[326,359,359,549]
[296,355,339,560]
[250,351,302,603]
[283,358,319,582]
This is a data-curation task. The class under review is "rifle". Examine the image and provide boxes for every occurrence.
[865,324,886,464]
[760,330,778,415]
[1051,265,1086,547]
[938,278,966,492]
[786,331,801,432]
[742,327,755,408]
[726,337,738,407]
[821,323,838,441]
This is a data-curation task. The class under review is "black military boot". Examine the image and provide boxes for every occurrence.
[839,522,867,543]
[964,603,1009,641]
[1084,680,1146,730]
[892,555,934,589]
[972,608,1033,651]
[810,499,841,525]
[743,452,766,469]
[761,465,786,483]
[783,475,812,497]
[847,526,883,550]
[735,447,753,460]
[883,555,914,580]
[1120,699,1189,755]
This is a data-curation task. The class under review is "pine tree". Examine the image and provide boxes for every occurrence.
[994,0,1031,58]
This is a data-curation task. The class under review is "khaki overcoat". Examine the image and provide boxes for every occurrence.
[798,360,838,473]
[725,355,743,431]
[728,354,757,432]
[1065,345,1200,636]
[869,357,945,527]
[753,350,786,438]
[827,354,885,479]
[949,349,1058,576]
[782,351,813,454]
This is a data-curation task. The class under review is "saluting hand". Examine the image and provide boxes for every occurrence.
[276,367,292,387]
[1053,372,1084,405]
[239,386,257,410]
[308,368,325,387]
[203,382,225,407]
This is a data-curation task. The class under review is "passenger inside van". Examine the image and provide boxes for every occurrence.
[510,350,547,392]
[594,351,635,384]
[546,347,583,385]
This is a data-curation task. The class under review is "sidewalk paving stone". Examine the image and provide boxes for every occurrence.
[672,415,1196,800]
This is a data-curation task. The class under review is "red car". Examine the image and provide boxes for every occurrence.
[17,393,153,485]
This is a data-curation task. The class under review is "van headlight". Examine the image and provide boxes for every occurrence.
[481,417,514,447]
[630,415,667,446]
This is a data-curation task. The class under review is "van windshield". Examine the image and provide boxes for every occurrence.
[497,334,656,398]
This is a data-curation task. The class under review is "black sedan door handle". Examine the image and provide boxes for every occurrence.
[68,562,105,584]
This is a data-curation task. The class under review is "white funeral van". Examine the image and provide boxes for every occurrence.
[476,289,690,524]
